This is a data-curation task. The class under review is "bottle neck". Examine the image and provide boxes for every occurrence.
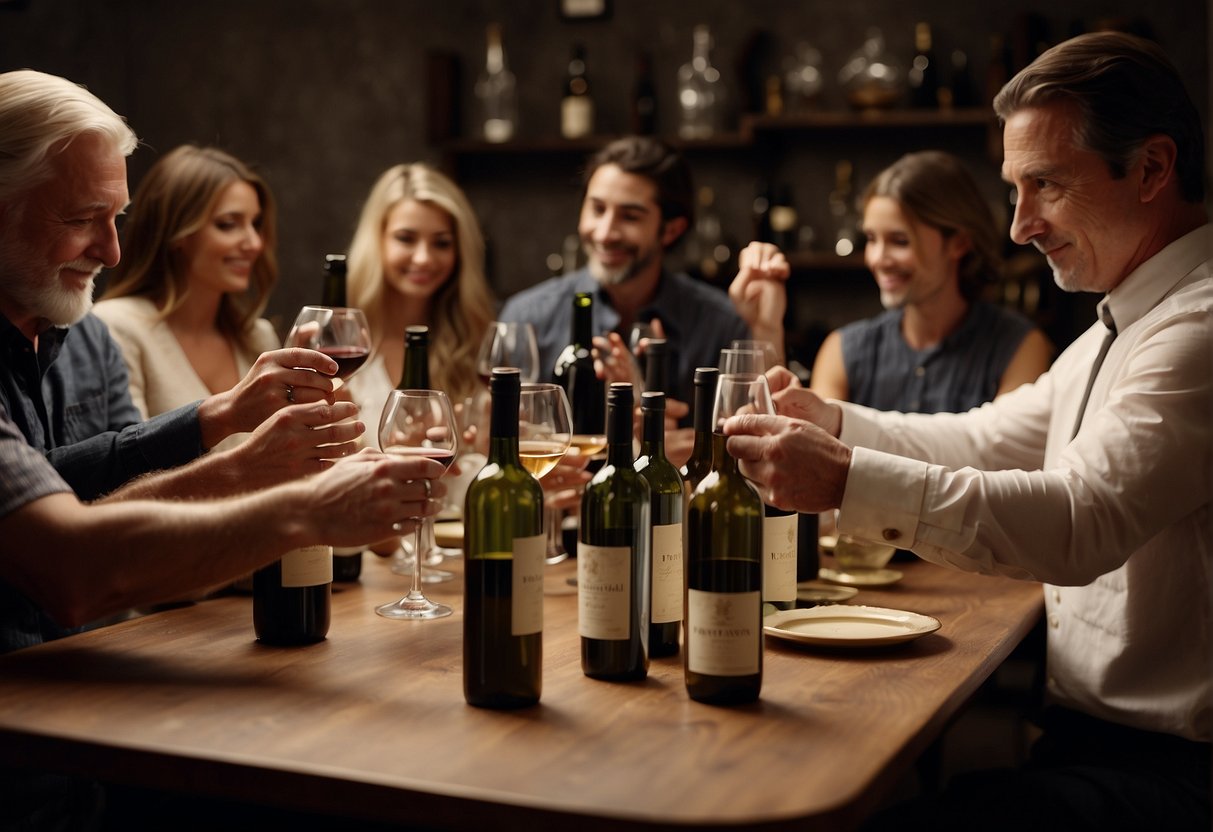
[322,273,346,308]
[640,406,665,454]
[401,341,430,389]
[710,431,740,476]
[572,301,593,348]
[606,397,633,465]
[488,385,520,463]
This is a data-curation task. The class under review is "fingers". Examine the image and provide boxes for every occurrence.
[542,462,592,492]
[765,365,802,395]
[265,347,339,377]
[289,401,360,429]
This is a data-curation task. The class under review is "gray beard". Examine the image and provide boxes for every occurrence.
[0,231,97,327]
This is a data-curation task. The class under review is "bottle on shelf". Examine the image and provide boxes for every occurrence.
[684,186,732,285]
[769,184,799,252]
[253,543,332,646]
[908,22,940,109]
[751,178,773,244]
[475,23,518,143]
[680,366,718,497]
[677,24,724,140]
[634,392,683,658]
[838,27,903,111]
[783,41,824,113]
[463,368,546,708]
[829,160,863,258]
[561,43,594,140]
[946,49,980,109]
[631,50,658,136]
[321,252,363,582]
[684,400,763,704]
[552,292,606,454]
[578,382,651,680]
[399,325,431,390]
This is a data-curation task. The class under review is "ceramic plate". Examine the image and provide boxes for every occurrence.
[796,580,859,605]
[764,605,940,647]
[817,567,903,587]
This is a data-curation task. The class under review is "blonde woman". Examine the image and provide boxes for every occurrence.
[96,145,281,452]
[344,163,496,435]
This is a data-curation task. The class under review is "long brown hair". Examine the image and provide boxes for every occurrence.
[346,163,495,406]
[102,145,278,347]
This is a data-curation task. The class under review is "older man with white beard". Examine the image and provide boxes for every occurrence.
[0,70,362,503]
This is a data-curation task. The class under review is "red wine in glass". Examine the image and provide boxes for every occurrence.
[319,345,370,380]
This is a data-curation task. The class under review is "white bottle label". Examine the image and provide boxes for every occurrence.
[562,96,593,138]
[763,513,798,603]
[577,542,631,640]
[687,588,761,676]
[512,533,546,636]
[651,522,683,624]
[281,544,333,587]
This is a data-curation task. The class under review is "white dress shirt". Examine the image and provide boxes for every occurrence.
[836,224,1212,741]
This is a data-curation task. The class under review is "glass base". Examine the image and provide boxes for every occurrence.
[375,593,453,620]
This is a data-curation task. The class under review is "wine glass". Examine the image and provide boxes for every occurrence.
[712,372,776,430]
[477,322,540,385]
[730,339,779,371]
[376,389,459,620]
[518,383,573,565]
[285,306,372,382]
[718,347,768,376]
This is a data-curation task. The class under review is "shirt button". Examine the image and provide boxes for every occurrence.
[1048,613,1060,629]
[881,528,901,542]
[1052,589,1061,604]
[915,366,926,377]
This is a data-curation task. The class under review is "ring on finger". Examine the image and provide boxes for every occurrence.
[286,384,295,404]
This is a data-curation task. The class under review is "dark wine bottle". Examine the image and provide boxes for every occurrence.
[399,325,431,389]
[642,337,669,395]
[553,292,605,445]
[578,382,650,680]
[253,544,332,645]
[322,252,363,582]
[684,432,763,704]
[909,22,939,109]
[561,43,594,139]
[797,511,820,583]
[763,503,798,612]
[463,368,546,708]
[631,50,657,135]
[634,392,683,658]
[680,367,719,494]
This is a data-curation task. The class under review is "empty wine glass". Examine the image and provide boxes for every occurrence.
[713,372,776,430]
[730,339,780,371]
[477,322,540,385]
[376,389,459,620]
[285,306,372,382]
[518,383,573,565]
[718,347,768,376]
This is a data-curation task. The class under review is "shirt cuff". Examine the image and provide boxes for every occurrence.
[838,446,927,548]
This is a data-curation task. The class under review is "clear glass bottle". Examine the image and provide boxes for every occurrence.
[783,41,824,112]
[908,22,939,109]
[838,27,903,111]
[561,43,594,139]
[677,24,724,140]
[475,23,518,143]
[829,160,862,258]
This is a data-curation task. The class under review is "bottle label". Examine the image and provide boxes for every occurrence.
[763,513,798,602]
[562,96,593,139]
[651,522,683,624]
[577,542,631,640]
[512,533,546,636]
[281,544,333,587]
[687,588,761,676]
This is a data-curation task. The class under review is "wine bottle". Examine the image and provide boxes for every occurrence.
[253,544,332,645]
[769,185,799,253]
[561,43,594,140]
[751,178,773,244]
[399,325,430,389]
[763,502,797,612]
[642,337,669,395]
[553,292,605,451]
[797,511,820,583]
[908,22,939,109]
[321,252,364,582]
[684,431,763,704]
[463,368,545,708]
[475,23,518,143]
[634,392,683,658]
[677,24,723,140]
[680,367,718,494]
[578,382,650,680]
[631,50,657,135]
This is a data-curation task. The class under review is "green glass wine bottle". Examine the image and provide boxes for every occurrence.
[463,368,546,708]
[634,391,683,658]
[578,382,650,680]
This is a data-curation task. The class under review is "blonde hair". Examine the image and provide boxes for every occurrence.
[347,164,495,405]
[0,69,137,205]
[863,151,1002,302]
[102,145,278,348]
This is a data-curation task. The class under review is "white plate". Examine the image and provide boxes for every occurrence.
[796,581,859,605]
[764,605,940,647]
[818,567,903,587]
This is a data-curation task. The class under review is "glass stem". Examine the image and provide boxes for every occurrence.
[410,522,425,599]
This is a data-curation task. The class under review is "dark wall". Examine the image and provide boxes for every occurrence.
[1,0,1207,345]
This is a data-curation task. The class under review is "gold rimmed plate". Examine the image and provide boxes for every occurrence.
[818,567,903,587]
[764,605,940,648]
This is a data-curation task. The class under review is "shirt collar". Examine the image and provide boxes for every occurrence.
[1105,223,1212,333]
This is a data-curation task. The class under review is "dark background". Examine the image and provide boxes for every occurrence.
[1,0,1208,368]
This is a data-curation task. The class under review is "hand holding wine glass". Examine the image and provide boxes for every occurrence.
[376,389,459,620]
[285,305,373,383]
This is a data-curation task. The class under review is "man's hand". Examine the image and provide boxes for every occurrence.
[198,349,340,449]
[729,242,790,364]
[225,401,365,488]
[592,331,643,387]
[766,369,843,438]
[723,414,851,513]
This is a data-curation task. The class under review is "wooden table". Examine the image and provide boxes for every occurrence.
[0,552,1041,831]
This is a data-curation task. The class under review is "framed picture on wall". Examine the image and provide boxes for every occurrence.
[558,0,610,21]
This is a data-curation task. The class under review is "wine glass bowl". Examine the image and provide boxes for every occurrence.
[718,348,767,376]
[376,389,459,620]
[477,322,540,385]
[712,372,776,429]
[518,383,575,565]
[285,305,372,381]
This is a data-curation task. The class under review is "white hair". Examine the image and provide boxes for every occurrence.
[0,69,138,205]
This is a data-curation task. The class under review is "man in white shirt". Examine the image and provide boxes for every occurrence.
[725,31,1210,830]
